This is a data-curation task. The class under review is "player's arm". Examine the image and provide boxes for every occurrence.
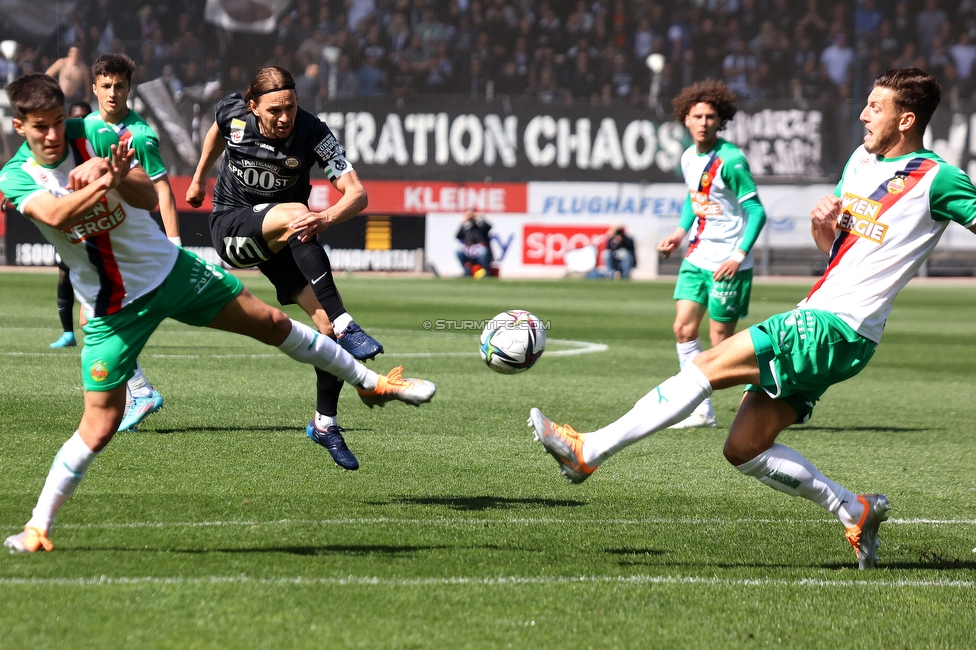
[929,163,976,236]
[115,166,158,210]
[25,143,135,228]
[154,177,181,241]
[657,195,694,258]
[68,154,156,210]
[810,194,841,254]
[714,196,766,281]
[291,170,368,242]
[186,122,225,208]
[130,129,182,241]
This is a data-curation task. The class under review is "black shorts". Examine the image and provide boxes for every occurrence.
[210,205,307,306]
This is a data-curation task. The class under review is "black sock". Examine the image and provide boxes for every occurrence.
[56,276,74,333]
[289,236,346,321]
[315,368,344,417]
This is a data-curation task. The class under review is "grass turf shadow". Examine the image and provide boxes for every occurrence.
[370,496,586,511]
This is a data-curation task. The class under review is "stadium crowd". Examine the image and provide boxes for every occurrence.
[3,0,976,113]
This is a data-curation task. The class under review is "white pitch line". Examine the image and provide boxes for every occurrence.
[0,574,973,589]
[4,517,975,532]
[0,339,608,360]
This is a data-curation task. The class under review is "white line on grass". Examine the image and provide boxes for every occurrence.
[0,574,973,589]
[4,517,975,531]
[0,338,608,359]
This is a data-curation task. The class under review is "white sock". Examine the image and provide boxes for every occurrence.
[677,339,713,416]
[582,364,713,466]
[278,319,376,390]
[735,443,864,527]
[127,363,153,398]
[26,432,98,534]
[314,412,338,430]
[333,312,353,335]
[676,339,703,368]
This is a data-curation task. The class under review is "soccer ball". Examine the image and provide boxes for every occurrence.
[479,310,546,374]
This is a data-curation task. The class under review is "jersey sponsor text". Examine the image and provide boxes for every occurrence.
[63,200,127,243]
[838,194,887,244]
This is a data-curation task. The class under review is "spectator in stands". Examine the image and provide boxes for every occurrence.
[820,32,854,98]
[567,49,598,104]
[951,29,976,95]
[878,20,901,65]
[46,46,91,105]
[494,59,523,97]
[462,55,489,98]
[426,41,455,93]
[334,54,359,99]
[608,53,634,103]
[417,7,450,59]
[891,1,915,51]
[917,0,949,56]
[296,62,325,113]
[633,15,656,66]
[297,28,329,69]
[159,64,183,100]
[390,58,418,99]
[387,10,411,55]
[355,50,387,96]
[0,50,15,87]
[692,17,725,82]
[485,0,518,51]
[756,20,791,98]
[723,39,757,97]
[792,58,830,104]
[348,0,376,33]
[532,64,560,104]
[854,0,885,44]
[891,41,919,70]
[795,0,829,49]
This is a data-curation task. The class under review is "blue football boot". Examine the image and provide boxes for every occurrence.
[336,321,384,360]
[306,423,360,470]
[118,389,164,432]
[50,332,76,348]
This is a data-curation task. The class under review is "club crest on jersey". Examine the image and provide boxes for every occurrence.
[886,176,906,194]
[700,172,711,187]
[89,360,109,383]
[838,193,888,244]
[284,156,300,168]
[230,118,246,144]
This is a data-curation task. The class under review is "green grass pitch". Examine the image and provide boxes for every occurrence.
[1,270,974,649]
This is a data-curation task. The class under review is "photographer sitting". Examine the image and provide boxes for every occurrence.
[456,210,493,278]
[602,222,636,279]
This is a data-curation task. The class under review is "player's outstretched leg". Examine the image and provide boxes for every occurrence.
[669,339,717,428]
[529,365,712,482]
[528,408,595,484]
[356,366,436,408]
[273,320,433,407]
